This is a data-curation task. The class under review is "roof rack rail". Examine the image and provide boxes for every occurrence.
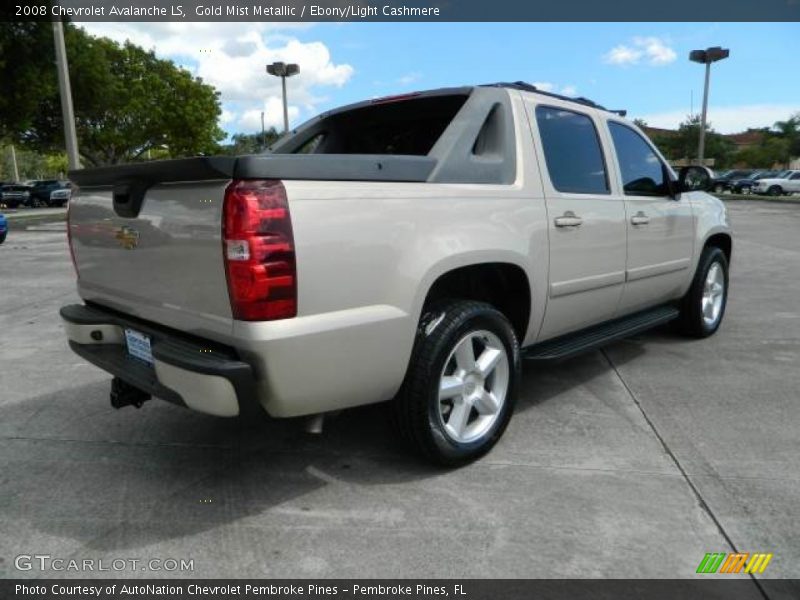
[482,81,626,117]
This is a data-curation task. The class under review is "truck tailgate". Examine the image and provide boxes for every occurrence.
[69,180,234,337]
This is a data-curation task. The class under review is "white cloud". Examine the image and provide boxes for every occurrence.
[78,23,353,133]
[220,109,236,125]
[635,37,677,65]
[532,82,578,96]
[397,72,422,86]
[560,85,578,96]
[635,104,798,134]
[604,45,642,66]
[604,37,676,67]
[240,97,301,131]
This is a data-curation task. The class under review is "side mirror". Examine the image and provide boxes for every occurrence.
[678,165,713,193]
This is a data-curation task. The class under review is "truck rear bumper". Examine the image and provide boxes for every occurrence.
[60,304,258,418]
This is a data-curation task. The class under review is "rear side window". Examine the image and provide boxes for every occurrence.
[608,122,668,196]
[535,106,609,194]
[282,94,469,156]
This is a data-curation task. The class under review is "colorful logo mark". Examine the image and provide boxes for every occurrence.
[696,552,773,574]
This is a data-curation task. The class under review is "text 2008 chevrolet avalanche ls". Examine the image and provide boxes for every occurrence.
[61,82,731,465]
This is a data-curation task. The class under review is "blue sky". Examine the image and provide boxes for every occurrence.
[83,22,800,136]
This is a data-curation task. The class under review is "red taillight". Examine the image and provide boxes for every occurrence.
[222,179,297,321]
[66,197,79,277]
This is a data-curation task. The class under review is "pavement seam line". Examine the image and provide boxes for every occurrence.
[600,348,770,600]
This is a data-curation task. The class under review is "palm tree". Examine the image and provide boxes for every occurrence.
[773,113,800,157]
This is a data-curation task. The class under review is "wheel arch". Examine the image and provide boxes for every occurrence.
[417,260,532,343]
[703,231,732,266]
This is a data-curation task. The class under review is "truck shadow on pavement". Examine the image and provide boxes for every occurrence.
[2,329,681,556]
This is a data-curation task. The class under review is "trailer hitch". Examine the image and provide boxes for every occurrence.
[110,377,151,409]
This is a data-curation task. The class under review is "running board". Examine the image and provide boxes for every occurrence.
[524,305,680,361]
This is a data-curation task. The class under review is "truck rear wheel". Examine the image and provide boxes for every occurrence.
[675,246,729,338]
[394,300,520,466]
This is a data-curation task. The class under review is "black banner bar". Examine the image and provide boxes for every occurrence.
[3,0,799,22]
[4,580,800,600]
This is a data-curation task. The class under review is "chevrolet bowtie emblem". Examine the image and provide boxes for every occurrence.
[115,225,139,249]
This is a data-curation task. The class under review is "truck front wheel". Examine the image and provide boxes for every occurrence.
[394,300,520,466]
[675,246,729,338]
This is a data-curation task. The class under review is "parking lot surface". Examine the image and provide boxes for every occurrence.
[0,201,797,594]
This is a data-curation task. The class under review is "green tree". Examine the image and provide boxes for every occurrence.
[1,22,225,166]
[650,115,735,168]
[219,130,281,155]
[0,23,56,142]
[44,153,69,178]
[734,137,790,168]
[772,113,800,158]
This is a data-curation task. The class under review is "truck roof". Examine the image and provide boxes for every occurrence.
[481,81,627,117]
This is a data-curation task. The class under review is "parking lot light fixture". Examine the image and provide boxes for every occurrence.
[689,46,730,163]
[266,62,300,134]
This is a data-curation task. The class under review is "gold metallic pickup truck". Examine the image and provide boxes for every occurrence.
[61,82,731,465]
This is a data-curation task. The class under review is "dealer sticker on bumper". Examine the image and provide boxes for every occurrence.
[124,328,153,364]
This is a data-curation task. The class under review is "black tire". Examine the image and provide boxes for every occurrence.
[675,246,729,338]
[713,183,725,194]
[768,185,782,197]
[394,300,520,466]
[0,232,6,245]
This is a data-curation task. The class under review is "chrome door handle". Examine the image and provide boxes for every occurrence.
[554,211,583,228]
[631,211,650,226]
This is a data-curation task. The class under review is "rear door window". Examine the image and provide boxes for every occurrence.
[535,106,609,194]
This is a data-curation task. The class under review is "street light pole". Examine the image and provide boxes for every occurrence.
[10,145,20,182]
[689,46,729,164]
[261,111,266,149]
[281,74,288,133]
[698,60,711,162]
[266,62,300,135]
[52,20,81,170]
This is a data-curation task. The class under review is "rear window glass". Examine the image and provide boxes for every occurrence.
[280,94,469,156]
[535,106,609,194]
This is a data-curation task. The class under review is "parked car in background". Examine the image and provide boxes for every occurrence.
[49,187,72,207]
[0,184,31,208]
[0,213,7,244]
[752,171,800,196]
[28,180,72,207]
[729,170,783,194]
[711,169,757,194]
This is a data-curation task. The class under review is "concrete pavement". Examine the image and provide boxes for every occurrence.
[0,201,797,595]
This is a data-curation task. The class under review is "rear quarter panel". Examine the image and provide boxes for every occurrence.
[236,177,548,416]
